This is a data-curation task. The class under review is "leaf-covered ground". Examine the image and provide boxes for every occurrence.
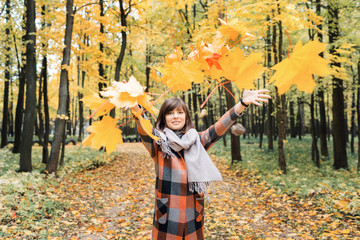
[4,143,360,239]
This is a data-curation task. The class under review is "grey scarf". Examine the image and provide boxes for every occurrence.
[155,127,223,198]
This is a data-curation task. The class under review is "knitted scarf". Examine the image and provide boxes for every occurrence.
[155,127,223,198]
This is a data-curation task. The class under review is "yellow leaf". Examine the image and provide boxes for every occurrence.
[81,93,115,118]
[133,111,159,141]
[270,40,331,94]
[220,48,264,89]
[101,76,145,108]
[137,95,159,116]
[82,116,123,154]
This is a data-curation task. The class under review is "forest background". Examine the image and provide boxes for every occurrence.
[0,0,360,238]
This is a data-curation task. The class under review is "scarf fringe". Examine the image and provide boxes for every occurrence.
[189,181,225,200]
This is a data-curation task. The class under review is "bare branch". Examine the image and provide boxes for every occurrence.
[74,2,99,14]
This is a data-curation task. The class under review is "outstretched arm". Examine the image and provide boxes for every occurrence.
[131,105,157,158]
[200,89,271,150]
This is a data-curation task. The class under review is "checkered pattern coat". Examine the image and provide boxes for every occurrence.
[135,105,242,240]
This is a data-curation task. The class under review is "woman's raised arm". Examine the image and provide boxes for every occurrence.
[199,89,271,150]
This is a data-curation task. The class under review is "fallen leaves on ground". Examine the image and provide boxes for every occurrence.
[8,143,359,239]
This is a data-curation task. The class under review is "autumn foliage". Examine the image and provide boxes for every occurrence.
[82,23,331,153]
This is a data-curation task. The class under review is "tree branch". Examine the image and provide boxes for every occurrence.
[74,2,99,14]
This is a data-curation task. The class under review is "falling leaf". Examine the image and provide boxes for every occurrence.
[83,116,123,154]
[220,47,264,89]
[101,76,145,108]
[218,19,239,41]
[81,93,115,118]
[270,40,331,94]
[154,48,205,93]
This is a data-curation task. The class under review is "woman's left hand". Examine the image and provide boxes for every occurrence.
[242,89,271,107]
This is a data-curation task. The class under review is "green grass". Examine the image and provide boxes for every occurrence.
[210,134,360,215]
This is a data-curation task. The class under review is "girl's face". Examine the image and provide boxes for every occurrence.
[165,107,186,131]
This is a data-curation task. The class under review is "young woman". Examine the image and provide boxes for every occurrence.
[132,89,270,240]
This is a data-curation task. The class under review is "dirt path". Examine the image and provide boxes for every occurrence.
[57,143,360,240]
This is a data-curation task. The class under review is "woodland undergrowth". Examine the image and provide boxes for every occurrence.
[0,145,112,238]
[210,135,360,216]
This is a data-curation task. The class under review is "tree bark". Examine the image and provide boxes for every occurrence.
[310,94,320,167]
[46,0,74,173]
[289,101,296,138]
[224,82,241,164]
[350,66,356,154]
[19,0,37,172]
[1,0,11,148]
[275,6,286,174]
[357,60,360,171]
[328,2,348,169]
[316,0,329,157]
[13,31,26,154]
[114,0,130,82]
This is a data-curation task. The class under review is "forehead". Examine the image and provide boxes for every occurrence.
[168,106,184,112]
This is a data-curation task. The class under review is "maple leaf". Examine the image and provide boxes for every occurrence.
[197,32,228,71]
[154,48,205,93]
[133,110,159,141]
[270,40,331,94]
[100,76,158,115]
[220,47,265,89]
[101,76,145,108]
[218,19,239,41]
[81,93,115,118]
[165,59,205,93]
[83,116,123,154]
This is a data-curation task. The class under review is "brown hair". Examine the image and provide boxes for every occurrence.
[155,97,195,132]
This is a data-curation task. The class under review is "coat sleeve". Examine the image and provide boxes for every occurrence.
[134,115,157,158]
[199,103,243,151]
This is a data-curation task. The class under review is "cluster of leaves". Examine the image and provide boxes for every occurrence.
[0,145,113,238]
[81,19,331,154]
[210,135,360,216]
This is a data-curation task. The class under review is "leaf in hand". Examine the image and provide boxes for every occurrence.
[133,110,159,141]
[83,116,123,154]
[270,40,331,94]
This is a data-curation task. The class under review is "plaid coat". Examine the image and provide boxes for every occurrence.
[136,105,242,240]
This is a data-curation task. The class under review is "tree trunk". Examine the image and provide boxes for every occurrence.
[145,44,151,92]
[350,66,356,154]
[297,98,302,140]
[46,0,74,173]
[193,84,199,130]
[114,0,129,82]
[315,0,329,157]
[277,93,287,174]
[259,75,266,148]
[289,101,296,138]
[357,60,360,171]
[328,2,348,169]
[77,56,84,142]
[43,54,50,163]
[310,94,320,167]
[1,0,11,148]
[13,30,26,154]
[275,7,286,174]
[224,82,241,164]
[19,0,37,172]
